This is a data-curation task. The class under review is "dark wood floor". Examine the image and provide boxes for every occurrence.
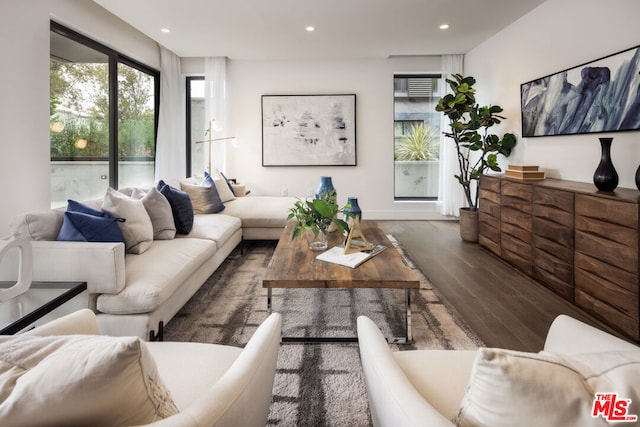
[377,220,622,352]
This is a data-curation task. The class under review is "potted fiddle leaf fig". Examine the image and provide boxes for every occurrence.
[288,190,352,251]
[435,74,517,241]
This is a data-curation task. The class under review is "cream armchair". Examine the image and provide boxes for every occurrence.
[9,309,282,427]
[357,315,640,427]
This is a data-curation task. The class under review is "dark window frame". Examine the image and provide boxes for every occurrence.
[50,21,160,189]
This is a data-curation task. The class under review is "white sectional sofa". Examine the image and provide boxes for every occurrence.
[358,314,640,427]
[1,178,295,340]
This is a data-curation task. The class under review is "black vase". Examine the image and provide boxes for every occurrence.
[593,137,618,192]
[635,165,640,191]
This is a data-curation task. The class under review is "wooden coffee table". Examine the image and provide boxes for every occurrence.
[263,220,420,343]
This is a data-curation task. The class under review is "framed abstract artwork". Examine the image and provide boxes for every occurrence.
[261,94,356,166]
[521,44,640,137]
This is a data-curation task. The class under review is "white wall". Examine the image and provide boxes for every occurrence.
[224,56,447,219]
[465,0,640,189]
[0,0,159,236]
[8,0,634,236]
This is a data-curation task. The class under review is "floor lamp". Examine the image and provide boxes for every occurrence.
[195,120,235,174]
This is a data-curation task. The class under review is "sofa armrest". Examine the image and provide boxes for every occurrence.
[544,315,638,354]
[357,316,454,427]
[143,313,282,427]
[29,241,126,295]
[24,309,101,336]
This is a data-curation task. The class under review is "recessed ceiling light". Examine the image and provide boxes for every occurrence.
[161,28,171,33]
[439,24,450,30]
[306,26,315,32]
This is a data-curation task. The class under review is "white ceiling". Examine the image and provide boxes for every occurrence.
[93,0,546,60]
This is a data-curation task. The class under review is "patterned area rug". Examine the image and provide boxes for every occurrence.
[164,237,483,426]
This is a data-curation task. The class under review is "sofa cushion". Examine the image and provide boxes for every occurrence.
[101,188,154,254]
[131,187,176,240]
[96,238,217,314]
[222,196,295,228]
[158,180,194,235]
[0,334,178,426]
[11,210,65,241]
[205,170,236,203]
[56,199,125,244]
[454,348,640,427]
[177,213,242,247]
[146,341,241,409]
[220,171,236,191]
[181,181,225,214]
[394,350,477,420]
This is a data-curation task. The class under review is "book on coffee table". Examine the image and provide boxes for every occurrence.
[316,244,387,268]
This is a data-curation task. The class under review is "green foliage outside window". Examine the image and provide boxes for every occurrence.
[394,122,439,161]
[50,61,155,160]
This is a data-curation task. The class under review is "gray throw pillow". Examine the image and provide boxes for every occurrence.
[131,187,176,240]
[180,182,225,214]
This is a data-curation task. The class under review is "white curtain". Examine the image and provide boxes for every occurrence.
[437,54,467,217]
[204,57,228,174]
[155,45,185,181]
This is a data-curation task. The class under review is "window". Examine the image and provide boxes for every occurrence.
[49,22,158,208]
[186,76,205,177]
[393,74,442,200]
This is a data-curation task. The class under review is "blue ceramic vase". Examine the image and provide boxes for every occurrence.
[344,197,362,223]
[315,176,336,200]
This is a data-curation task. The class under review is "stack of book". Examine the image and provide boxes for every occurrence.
[504,165,545,180]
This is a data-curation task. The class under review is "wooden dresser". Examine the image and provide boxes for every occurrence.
[478,175,640,341]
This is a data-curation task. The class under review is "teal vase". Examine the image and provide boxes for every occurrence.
[315,176,336,200]
[344,197,362,223]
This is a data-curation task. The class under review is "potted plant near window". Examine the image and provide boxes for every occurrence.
[394,123,440,198]
[288,191,352,251]
[435,74,517,242]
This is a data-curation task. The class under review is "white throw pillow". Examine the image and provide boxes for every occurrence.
[102,187,154,254]
[454,348,640,427]
[0,334,178,426]
[132,187,176,240]
[210,169,236,202]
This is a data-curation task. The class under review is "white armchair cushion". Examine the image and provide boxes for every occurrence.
[454,348,640,426]
[394,350,476,419]
[357,316,456,427]
[0,334,178,426]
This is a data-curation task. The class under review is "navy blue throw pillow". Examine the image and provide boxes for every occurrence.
[157,180,194,234]
[56,200,125,243]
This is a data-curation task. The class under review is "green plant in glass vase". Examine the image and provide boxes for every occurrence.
[288,190,352,251]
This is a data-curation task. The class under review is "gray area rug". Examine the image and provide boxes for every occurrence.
[164,237,483,426]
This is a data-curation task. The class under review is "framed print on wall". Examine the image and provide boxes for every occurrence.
[262,94,356,166]
[521,44,640,137]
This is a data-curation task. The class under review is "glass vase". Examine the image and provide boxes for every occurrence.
[305,227,329,251]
